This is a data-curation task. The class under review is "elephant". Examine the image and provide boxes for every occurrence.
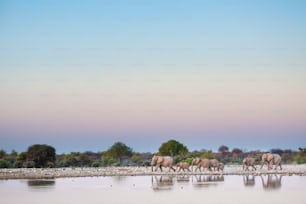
[191,158,201,171]
[151,155,176,172]
[242,157,256,171]
[260,153,282,170]
[260,153,274,170]
[194,158,212,172]
[217,162,224,171]
[176,162,191,172]
[209,159,220,171]
[271,154,282,170]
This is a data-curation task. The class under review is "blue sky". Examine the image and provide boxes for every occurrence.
[0,0,306,153]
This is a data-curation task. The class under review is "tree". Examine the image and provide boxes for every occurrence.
[232,148,243,157]
[0,159,10,168]
[25,144,56,168]
[14,152,27,168]
[0,150,6,159]
[106,142,133,164]
[158,139,188,156]
[218,145,229,154]
[271,148,284,155]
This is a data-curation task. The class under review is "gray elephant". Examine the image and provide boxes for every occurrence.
[209,159,220,171]
[260,153,282,170]
[271,154,282,170]
[151,155,176,172]
[242,157,256,171]
[194,158,212,172]
[217,162,224,171]
[191,157,201,171]
[176,162,191,172]
[260,153,274,169]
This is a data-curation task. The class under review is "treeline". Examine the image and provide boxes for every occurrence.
[0,140,306,168]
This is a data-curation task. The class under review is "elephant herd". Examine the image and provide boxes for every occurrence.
[151,155,223,172]
[151,153,282,172]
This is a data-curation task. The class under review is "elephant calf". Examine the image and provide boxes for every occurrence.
[242,157,256,171]
[176,162,191,172]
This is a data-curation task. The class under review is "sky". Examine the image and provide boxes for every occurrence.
[0,0,306,153]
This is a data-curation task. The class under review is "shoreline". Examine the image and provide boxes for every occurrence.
[1,164,306,179]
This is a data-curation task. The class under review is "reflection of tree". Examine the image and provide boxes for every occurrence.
[261,175,282,190]
[151,176,174,191]
[243,175,255,187]
[112,176,127,183]
[192,175,224,188]
[27,180,55,189]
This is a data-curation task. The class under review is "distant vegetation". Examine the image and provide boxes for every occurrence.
[0,140,306,168]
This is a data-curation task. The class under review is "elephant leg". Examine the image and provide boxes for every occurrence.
[260,161,267,169]
[268,162,273,170]
[253,165,256,171]
[159,165,163,172]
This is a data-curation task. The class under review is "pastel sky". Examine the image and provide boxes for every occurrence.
[0,0,306,153]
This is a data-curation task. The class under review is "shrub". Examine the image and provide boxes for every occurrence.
[0,159,10,168]
[91,161,100,167]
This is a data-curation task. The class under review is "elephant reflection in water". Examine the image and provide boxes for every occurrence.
[261,174,282,190]
[151,176,174,191]
[243,175,255,187]
[176,175,190,183]
[192,175,224,188]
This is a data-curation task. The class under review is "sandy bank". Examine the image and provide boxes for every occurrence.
[1,164,306,179]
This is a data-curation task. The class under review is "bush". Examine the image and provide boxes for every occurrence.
[91,161,100,167]
[101,155,118,167]
[0,159,10,168]
[180,157,193,165]
[297,156,306,164]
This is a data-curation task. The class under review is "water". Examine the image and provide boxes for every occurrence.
[1,175,305,204]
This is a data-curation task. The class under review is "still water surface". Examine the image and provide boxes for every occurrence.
[1,175,305,204]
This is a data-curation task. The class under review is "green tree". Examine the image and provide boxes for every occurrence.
[0,150,6,159]
[158,139,188,156]
[25,144,56,168]
[14,152,27,168]
[296,147,306,164]
[0,159,10,168]
[106,142,133,164]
